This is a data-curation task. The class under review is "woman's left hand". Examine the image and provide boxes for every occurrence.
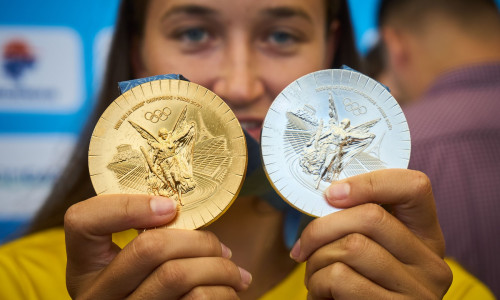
[290,169,452,299]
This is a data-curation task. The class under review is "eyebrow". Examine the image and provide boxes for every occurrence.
[161,5,218,20]
[260,6,314,23]
[161,5,313,23]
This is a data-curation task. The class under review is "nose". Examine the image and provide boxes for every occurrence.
[211,38,265,108]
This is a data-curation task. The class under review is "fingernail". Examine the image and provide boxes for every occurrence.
[325,182,350,202]
[221,243,232,259]
[150,197,176,216]
[239,267,253,286]
[290,239,301,261]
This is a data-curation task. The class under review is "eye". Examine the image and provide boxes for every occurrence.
[179,27,208,43]
[269,31,295,45]
[169,26,215,52]
[259,29,303,55]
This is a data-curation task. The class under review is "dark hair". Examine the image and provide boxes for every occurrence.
[378,0,499,29]
[25,0,361,235]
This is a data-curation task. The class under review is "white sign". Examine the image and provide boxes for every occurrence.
[0,134,75,218]
[0,26,85,113]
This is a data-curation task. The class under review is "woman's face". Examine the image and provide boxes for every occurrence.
[137,0,336,140]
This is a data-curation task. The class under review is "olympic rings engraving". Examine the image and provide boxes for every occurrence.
[145,107,172,123]
[343,98,367,115]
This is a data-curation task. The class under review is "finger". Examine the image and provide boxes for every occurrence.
[180,286,239,300]
[89,229,231,299]
[128,257,252,299]
[323,169,444,255]
[305,233,419,294]
[291,203,437,265]
[307,262,397,300]
[64,195,177,271]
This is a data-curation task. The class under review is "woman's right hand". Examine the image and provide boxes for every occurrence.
[64,194,251,299]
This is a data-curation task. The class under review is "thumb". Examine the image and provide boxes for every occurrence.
[324,169,445,257]
[64,194,178,273]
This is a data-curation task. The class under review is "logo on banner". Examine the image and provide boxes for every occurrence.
[0,27,84,113]
[2,39,36,82]
[0,135,75,218]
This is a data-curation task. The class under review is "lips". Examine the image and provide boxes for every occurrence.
[240,119,262,130]
[239,119,263,142]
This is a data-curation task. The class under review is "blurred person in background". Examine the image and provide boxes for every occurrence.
[363,39,410,106]
[379,0,500,296]
[0,0,493,299]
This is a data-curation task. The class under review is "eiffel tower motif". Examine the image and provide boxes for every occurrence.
[368,132,385,160]
[197,111,214,141]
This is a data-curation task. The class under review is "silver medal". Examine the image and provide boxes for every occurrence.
[261,69,410,217]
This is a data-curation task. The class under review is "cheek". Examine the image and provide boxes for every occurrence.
[260,53,327,96]
[175,57,223,87]
[141,43,181,75]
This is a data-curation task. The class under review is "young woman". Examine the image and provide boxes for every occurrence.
[0,0,461,299]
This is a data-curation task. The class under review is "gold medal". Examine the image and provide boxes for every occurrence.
[89,79,247,229]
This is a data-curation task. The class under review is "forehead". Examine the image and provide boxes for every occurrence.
[147,0,327,25]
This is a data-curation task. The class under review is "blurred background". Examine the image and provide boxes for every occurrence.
[0,0,499,242]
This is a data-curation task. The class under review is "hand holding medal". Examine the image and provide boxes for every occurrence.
[261,68,411,217]
[88,76,247,229]
[76,70,449,299]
